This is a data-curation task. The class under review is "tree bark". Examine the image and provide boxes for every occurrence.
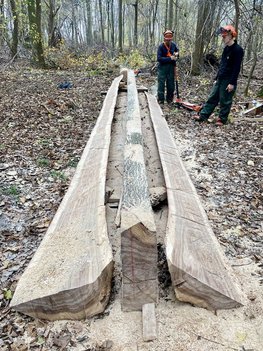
[191,0,212,75]
[0,0,4,46]
[167,0,173,29]
[233,0,240,39]
[98,0,104,43]
[47,0,60,47]
[111,0,114,49]
[118,0,123,52]
[86,0,93,45]
[27,0,45,67]
[133,0,138,47]
[10,0,19,58]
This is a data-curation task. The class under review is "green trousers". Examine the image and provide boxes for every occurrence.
[200,79,236,124]
[157,64,175,103]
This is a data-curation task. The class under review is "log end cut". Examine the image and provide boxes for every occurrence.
[11,263,113,321]
[121,223,158,311]
[168,263,244,311]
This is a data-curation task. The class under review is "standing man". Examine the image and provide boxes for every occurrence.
[157,30,179,105]
[194,25,244,126]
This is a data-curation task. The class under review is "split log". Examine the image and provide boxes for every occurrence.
[10,75,123,320]
[121,70,158,311]
[146,93,245,310]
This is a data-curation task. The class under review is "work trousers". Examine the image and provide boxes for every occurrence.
[157,64,175,103]
[200,79,236,124]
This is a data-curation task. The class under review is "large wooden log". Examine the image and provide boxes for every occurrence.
[10,75,123,320]
[146,93,244,310]
[121,71,158,311]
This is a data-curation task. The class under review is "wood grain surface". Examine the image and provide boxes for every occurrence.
[146,92,244,310]
[10,75,123,320]
[121,71,158,311]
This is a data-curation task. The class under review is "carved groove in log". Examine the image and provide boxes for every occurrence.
[146,92,244,310]
[10,75,123,320]
[121,70,158,311]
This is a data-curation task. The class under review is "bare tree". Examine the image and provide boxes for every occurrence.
[132,0,138,47]
[85,0,93,45]
[27,0,45,67]
[98,0,104,43]
[167,0,173,29]
[118,0,123,52]
[10,0,19,58]
[191,0,214,75]
[233,0,240,38]
[47,0,60,47]
[110,0,114,49]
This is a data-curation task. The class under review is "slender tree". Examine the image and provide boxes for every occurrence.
[233,0,240,39]
[191,0,213,75]
[27,0,45,67]
[118,0,123,52]
[47,0,60,47]
[110,0,114,49]
[10,0,19,58]
[132,0,138,47]
[98,0,104,43]
[0,0,5,46]
[86,0,93,45]
[167,0,173,29]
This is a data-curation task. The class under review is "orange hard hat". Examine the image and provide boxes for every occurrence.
[219,25,237,38]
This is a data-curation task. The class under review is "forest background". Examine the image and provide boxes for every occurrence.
[0,0,262,96]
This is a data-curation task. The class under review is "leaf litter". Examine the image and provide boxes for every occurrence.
[0,63,262,351]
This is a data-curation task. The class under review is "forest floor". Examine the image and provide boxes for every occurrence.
[0,59,262,351]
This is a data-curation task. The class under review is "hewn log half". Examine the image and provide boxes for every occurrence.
[146,93,244,310]
[10,75,123,320]
[121,71,158,311]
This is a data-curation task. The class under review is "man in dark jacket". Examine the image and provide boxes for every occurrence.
[157,30,179,105]
[194,25,244,125]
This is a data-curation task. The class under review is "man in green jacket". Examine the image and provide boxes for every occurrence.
[194,25,244,126]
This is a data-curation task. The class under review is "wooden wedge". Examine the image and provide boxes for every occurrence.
[10,75,123,320]
[146,93,244,310]
[121,71,158,311]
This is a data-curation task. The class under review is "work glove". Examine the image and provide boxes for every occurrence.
[171,52,179,61]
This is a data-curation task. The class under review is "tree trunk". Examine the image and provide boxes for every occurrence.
[164,0,168,29]
[0,0,4,46]
[27,0,45,67]
[111,0,114,49]
[174,0,178,41]
[244,18,261,96]
[10,0,19,58]
[133,0,138,47]
[86,0,93,45]
[98,0,104,43]
[233,0,240,39]
[168,0,173,29]
[191,0,211,75]
[107,0,110,43]
[118,0,123,52]
[71,1,78,45]
[47,0,60,47]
